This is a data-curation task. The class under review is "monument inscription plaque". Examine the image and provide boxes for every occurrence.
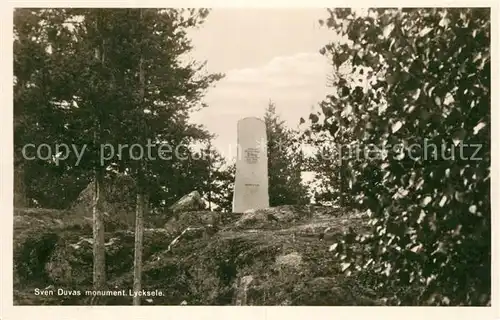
[244,147,260,164]
[232,117,269,212]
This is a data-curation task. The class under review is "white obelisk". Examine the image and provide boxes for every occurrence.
[232,117,269,213]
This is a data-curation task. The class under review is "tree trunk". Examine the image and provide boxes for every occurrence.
[340,165,347,207]
[92,167,106,290]
[133,12,146,305]
[14,111,27,207]
[338,119,344,208]
[92,14,107,298]
[207,142,212,211]
[13,160,27,207]
[133,191,145,305]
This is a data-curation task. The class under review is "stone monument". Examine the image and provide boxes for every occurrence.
[232,117,269,213]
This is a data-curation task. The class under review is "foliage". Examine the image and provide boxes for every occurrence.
[314,8,490,305]
[13,8,226,216]
[300,123,342,206]
[265,101,309,206]
[200,143,235,212]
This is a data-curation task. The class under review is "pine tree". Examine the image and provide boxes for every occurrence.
[14,8,223,304]
[264,101,309,206]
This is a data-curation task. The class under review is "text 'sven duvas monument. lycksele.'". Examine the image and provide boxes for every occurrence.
[232,117,270,213]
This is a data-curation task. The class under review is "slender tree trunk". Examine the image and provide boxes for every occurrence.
[132,114,145,304]
[133,11,146,304]
[207,142,212,211]
[92,14,106,298]
[133,190,145,305]
[339,161,344,207]
[13,158,27,207]
[93,166,106,290]
[338,118,344,208]
[14,108,27,207]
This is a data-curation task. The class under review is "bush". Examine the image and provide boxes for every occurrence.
[315,8,490,305]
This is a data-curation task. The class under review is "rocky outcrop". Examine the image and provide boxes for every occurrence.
[13,205,386,306]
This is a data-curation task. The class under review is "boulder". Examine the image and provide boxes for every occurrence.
[234,275,254,305]
[169,191,204,216]
[235,206,297,228]
[235,205,330,228]
[71,174,137,227]
[275,252,302,269]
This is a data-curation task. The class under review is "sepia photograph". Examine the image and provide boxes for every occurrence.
[8,4,493,313]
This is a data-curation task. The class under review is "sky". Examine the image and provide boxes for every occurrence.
[187,8,337,160]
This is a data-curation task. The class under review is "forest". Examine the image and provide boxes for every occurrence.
[13,8,490,306]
